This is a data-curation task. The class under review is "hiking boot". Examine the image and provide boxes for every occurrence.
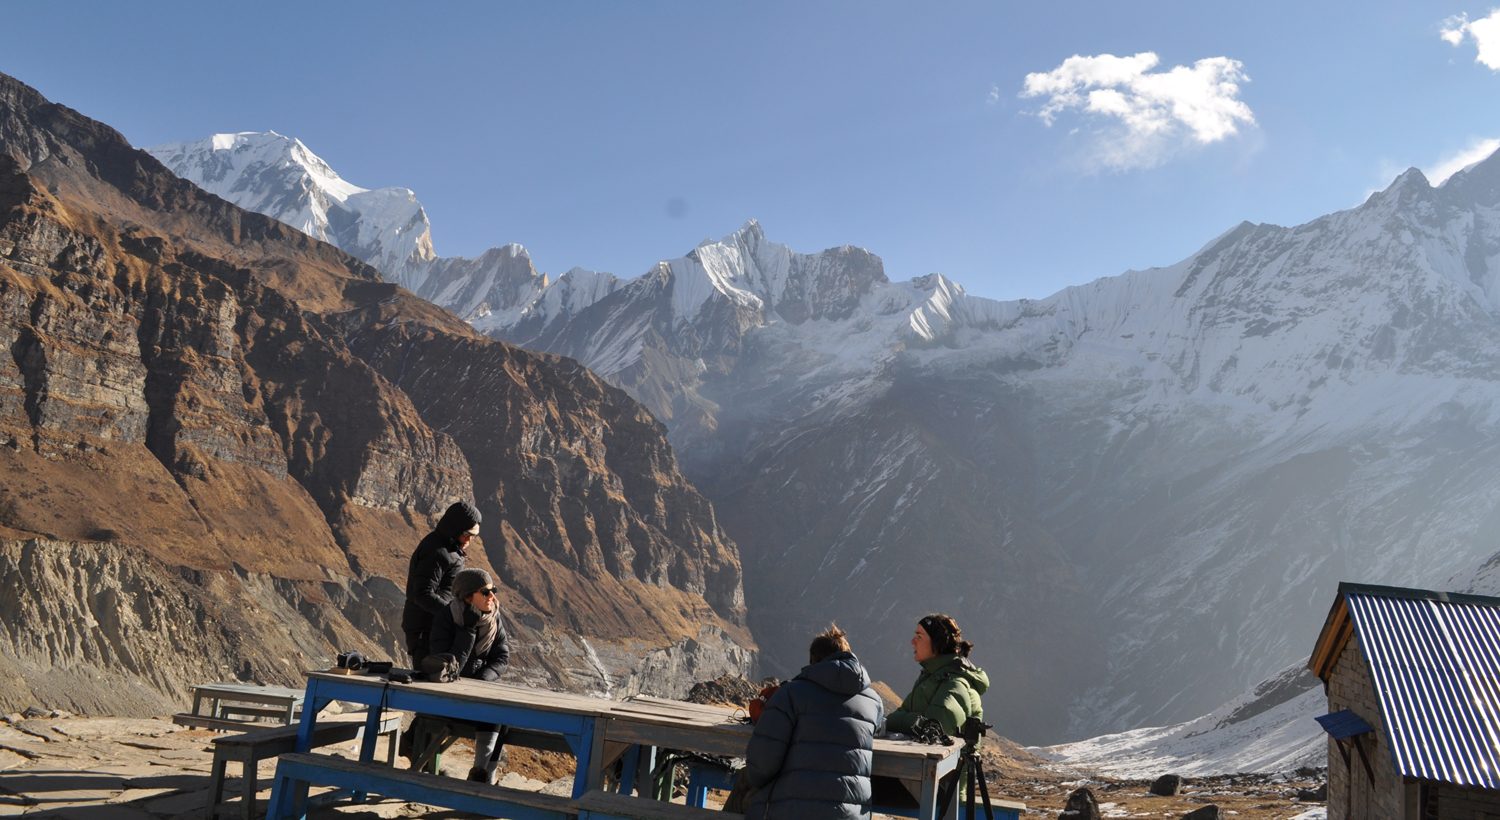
[467,766,490,784]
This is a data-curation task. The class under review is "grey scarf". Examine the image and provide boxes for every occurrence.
[450,600,500,661]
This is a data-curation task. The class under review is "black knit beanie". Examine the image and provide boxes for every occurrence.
[453,568,493,602]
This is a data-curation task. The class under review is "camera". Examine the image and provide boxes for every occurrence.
[959,716,991,748]
[336,651,366,672]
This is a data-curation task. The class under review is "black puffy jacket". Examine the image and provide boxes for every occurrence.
[745,652,885,820]
[400,502,480,639]
[429,600,510,681]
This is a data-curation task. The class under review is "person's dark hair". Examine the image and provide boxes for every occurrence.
[809,624,851,664]
[918,613,973,658]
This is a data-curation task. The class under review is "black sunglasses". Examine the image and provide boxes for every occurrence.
[478,587,498,597]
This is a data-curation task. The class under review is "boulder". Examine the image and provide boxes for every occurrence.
[1296,783,1328,802]
[686,674,759,707]
[1182,806,1223,820]
[1059,787,1101,820]
[1150,774,1184,796]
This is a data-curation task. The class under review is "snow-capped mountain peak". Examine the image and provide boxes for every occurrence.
[150,132,435,288]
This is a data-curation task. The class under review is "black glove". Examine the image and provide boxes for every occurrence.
[462,605,482,629]
[480,666,501,682]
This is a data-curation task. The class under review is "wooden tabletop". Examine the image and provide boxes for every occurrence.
[193,682,305,701]
[301,676,958,771]
[305,672,619,717]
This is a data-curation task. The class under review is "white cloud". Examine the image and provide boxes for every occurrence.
[1425,137,1500,185]
[987,84,1001,105]
[1020,52,1255,171]
[1441,9,1500,69]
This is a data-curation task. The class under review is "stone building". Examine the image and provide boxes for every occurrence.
[1309,583,1500,819]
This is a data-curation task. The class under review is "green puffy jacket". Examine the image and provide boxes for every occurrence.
[885,654,988,736]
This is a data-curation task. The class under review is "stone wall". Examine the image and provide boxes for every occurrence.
[1326,632,1409,820]
[1433,782,1500,818]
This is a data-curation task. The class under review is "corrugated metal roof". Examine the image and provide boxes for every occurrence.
[1346,587,1500,787]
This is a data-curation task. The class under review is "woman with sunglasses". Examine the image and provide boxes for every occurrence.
[429,567,512,783]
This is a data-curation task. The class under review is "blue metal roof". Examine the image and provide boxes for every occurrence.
[1345,586,1500,787]
[1316,709,1374,740]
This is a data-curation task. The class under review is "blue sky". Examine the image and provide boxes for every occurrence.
[9,1,1500,300]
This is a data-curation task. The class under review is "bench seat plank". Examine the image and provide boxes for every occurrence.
[173,713,286,732]
[269,752,575,820]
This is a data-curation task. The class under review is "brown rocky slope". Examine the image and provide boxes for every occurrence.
[0,71,750,713]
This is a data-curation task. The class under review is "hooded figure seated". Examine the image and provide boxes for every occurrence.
[426,567,511,783]
[743,625,885,820]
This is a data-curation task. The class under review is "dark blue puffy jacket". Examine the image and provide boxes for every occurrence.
[745,652,886,820]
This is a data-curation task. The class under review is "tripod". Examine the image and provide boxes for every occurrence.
[938,717,996,820]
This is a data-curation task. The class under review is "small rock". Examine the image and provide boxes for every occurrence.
[2,713,20,724]
[1150,774,1184,796]
[1059,786,1101,820]
[21,706,47,719]
[1182,806,1223,820]
[1296,783,1328,802]
[48,709,73,719]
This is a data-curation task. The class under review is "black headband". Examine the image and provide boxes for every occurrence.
[919,617,953,653]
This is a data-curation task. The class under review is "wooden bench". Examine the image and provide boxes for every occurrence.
[576,788,740,819]
[173,712,284,733]
[267,751,578,819]
[208,713,400,819]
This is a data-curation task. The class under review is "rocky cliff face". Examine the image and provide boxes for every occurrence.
[0,72,750,713]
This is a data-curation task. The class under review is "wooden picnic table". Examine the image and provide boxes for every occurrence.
[266,671,614,819]
[265,674,1020,820]
[602,695,1005,819]
[173,682,305,731]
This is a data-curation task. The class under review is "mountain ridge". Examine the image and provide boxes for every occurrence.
[152,127,1500,744]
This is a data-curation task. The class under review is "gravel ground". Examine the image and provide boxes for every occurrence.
[0,712,1328,819]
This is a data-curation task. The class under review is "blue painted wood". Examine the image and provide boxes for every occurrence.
[267,754,573,820]
[1315,709,1374,740]
[271,675,601,817]
[617,745,642,795]
[685,763,732,808]
[298,674,597,797]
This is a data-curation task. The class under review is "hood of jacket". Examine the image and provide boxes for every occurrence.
[796,651,872,697]
[920,654,989,696]
[434,501,482,539]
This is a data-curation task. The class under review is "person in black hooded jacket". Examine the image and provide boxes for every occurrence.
[743,625,885,820]
[401,500,481,663]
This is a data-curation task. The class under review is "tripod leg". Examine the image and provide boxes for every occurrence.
[966,757,976,820]
[975,759,995,819]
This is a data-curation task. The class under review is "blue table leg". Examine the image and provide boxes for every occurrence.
[687,768,709,808]
[351,703,385,803]
[359,706,382,763]
[266,765,310,820]
[617,745,642,794]
[566,718,595,799]
[294,681,333,753]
